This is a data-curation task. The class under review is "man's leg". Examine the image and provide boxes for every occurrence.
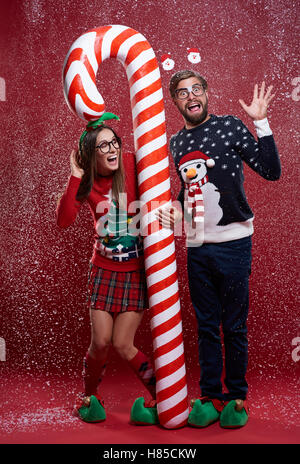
[187,245,223,400]
[217,237,252,401]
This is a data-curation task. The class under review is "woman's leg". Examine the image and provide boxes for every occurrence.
[83,310,113,396]
[112,311,156,399]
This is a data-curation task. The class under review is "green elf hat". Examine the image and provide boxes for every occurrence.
[79,112,120,155]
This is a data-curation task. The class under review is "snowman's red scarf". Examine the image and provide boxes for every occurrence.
[185,175,208,217]
[185,175,208,242]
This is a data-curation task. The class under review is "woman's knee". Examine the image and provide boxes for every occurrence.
[89,337,111,357]
[112,337,133,360]
[89,310,113,357]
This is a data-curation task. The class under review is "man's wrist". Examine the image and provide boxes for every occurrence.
[253,117,273,137]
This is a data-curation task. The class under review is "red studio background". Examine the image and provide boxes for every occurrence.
[0,0,299,444]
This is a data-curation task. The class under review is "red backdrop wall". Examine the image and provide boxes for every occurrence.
[0,0,299,387]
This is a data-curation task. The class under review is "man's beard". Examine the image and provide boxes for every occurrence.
[180,100,209,127]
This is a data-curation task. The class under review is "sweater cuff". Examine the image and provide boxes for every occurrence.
[253,118,272,138]
[68,175,82,188]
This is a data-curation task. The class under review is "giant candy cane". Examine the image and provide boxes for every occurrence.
[63,25,189,429]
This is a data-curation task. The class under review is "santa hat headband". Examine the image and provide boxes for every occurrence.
[178,151,215,169]
[161,53,171,62]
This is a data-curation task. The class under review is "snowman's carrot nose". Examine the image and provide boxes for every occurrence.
[186,168,197,178]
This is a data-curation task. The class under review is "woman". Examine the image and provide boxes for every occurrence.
[56,113,158,424]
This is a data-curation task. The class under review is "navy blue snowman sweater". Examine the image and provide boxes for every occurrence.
[170,114,281,244]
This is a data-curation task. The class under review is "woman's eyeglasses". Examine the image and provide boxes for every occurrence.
[96,137,120,154]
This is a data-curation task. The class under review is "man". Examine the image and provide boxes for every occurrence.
[157,70,281,428]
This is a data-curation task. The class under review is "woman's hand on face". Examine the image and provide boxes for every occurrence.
[70,149,84,178]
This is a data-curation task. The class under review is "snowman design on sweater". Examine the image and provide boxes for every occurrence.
[179,151,223,243]
[171,114,281,244]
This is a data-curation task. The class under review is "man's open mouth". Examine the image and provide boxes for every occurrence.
[187,102,201,113]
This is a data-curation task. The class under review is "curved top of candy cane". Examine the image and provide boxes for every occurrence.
[63,25,160,122]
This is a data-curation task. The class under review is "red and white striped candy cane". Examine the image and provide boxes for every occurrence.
[63,25,189,429]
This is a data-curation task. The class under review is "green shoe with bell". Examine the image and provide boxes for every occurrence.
[220,399,249,428]
[188,397,223,427]
[74,394,106,423]
[130,397,159,425]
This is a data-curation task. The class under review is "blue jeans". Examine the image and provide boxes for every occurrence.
[187,236,252,400]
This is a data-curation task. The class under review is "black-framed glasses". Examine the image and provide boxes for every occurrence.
[175,84,205,100]
[96,137,120,154]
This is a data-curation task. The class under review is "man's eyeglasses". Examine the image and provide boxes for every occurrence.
[175,84,205,100]
[96,137,120,154]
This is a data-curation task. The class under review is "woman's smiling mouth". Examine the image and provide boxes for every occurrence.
[107,155,118,163]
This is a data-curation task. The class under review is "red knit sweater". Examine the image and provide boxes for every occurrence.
[56,153,144,271]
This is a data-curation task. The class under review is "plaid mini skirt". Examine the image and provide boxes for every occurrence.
[87,263,148,313]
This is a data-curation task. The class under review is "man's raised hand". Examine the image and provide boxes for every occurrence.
[239,81,275,120]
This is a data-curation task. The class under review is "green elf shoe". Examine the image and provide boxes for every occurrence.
[220,399,249,428]
[74,394,106,423]
[188,397,223,427]
[130,397,159,425]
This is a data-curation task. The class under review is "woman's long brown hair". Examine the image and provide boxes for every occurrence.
[75,124,125,205]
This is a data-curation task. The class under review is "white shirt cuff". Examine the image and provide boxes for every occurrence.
[254,118,273,137]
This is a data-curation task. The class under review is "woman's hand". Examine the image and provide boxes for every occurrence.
[70,149,84,179]
[239,81,275,121]
[156,205,183,230]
